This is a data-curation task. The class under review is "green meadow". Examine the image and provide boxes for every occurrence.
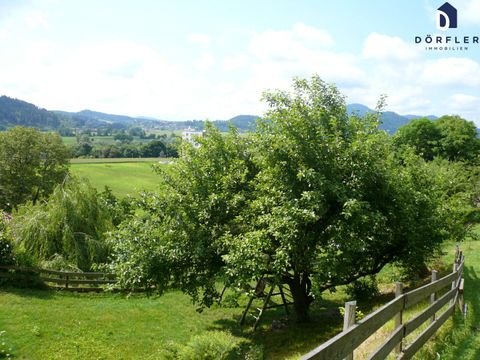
[69,159,166,197]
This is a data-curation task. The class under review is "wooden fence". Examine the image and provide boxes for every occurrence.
[302,252,465,360]
[0,265,116,292]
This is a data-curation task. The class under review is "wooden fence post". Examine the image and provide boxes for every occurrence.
[343,301,356,360]
[394,282,403,354]
[451,262,458,306]
[430,270,438,323]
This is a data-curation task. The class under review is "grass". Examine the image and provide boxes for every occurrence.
[0,285,349,360]
[413,235,480,359]
[70,161,165,197]
[70,157,171,164]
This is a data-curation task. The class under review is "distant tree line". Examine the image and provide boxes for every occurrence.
[70,130,180,158]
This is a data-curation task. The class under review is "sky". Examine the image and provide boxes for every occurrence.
[1,0,480,123]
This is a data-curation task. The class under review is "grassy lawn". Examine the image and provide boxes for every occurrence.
[70,161,165,197]
[0,286,349,360]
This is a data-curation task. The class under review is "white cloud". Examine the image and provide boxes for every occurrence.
[194,52,215,71]
[291,23,335,46]
[455,0,480,25]
[450,93,480,109]
[249,22,333,62]
[187,32,211,47]
[24,11,49,29]
[420,57,480,86]
[363,32,419,61]
[246,23,365,91]
[447,93,480,123]
[222,54,248,71]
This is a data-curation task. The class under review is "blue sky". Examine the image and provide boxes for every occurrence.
[1,0,480,123]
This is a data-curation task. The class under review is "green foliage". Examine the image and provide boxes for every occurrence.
[107,75,471,320]
[0,331,14,359]
[11,176,113,270]
[0,95,61,130]
[160,331,240,359]
[107,125,254,303]
[0,127,70,211]
[394,115,479,162]
[69,133,180,159]
[436,115,479,162]
[98,186,134,226]
[0,217,14,266]
[394,118,441,160]
[40,254,82,272]
[345,276,379,302]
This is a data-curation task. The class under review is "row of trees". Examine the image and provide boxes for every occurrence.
[71,133,179,158]
[71,139,179,158]
[1,75,478,322]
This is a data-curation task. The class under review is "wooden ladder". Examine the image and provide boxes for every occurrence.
[239,278,293,330]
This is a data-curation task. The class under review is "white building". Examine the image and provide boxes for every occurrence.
[182,127,204,147]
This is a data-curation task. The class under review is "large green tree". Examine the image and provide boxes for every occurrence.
[394,115,479,162]
[107,76,468,321]
[393,118,441,160]
[436,115,479,161]
[0,127,70,210]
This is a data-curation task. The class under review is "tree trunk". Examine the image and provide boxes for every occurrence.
[287,272,313,322]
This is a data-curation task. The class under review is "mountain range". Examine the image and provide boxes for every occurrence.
[0,95,439,134]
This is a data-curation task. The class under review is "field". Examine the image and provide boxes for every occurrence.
[0,285,346,359]
[69,159,168,197]
[1,237,478,359]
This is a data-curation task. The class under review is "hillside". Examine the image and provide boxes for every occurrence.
[0,96,63,130]
[0,95,441,134]
[347,104,439,134]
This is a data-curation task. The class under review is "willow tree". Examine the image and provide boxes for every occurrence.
[108,76,465,321]
[12,176,112,271]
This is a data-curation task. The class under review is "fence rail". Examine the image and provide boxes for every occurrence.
[302,251,465,360]
[0,265,116,291]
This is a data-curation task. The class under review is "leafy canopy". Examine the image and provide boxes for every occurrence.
[107,76,470,320]
[12,176,113,271]
[394,115,479,162]
[0,127,70,211]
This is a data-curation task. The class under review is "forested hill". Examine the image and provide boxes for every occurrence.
[0,96,62,130]
[0,95,442,134]
[347,103,439,134]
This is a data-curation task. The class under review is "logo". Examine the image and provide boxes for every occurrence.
[413,1,478,52]
[436,2,457,30]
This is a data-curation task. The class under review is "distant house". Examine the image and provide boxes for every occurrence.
[182,127,204,147]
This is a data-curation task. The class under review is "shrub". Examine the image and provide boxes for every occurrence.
[158,331,240,360]
[0,238,14,267]
[346,276,379,302]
